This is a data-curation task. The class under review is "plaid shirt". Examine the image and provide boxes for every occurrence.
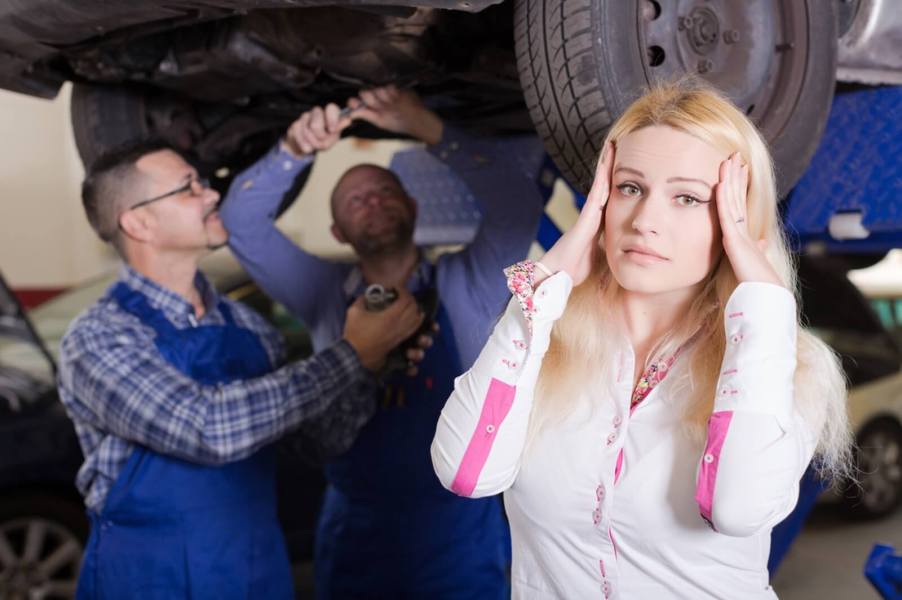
[58,265,374,511]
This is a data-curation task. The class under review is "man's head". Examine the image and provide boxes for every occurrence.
[82,140,225,261]
[329,164,416,257]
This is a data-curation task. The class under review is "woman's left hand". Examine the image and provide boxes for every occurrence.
[715,153,783,286]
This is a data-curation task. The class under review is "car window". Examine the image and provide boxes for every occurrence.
[870,297,902,347]
[799,255,901,387]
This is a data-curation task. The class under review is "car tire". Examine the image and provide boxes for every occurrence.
[69,83,286,196]
[70,83,150,171]
[0,492,88,599]
[514,0,838,197]
[843,418,902,519]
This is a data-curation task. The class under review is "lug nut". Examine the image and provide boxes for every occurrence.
[723,29,740,44]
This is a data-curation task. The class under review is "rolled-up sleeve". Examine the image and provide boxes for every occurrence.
[220,146,343,325]
[429,126,545,319]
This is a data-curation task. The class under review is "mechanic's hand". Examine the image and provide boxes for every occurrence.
[346,85,443,145]
[282,103,352,158]
[402,322,439,377]
[537,141,614,287]
[715,153,783,286]
[342,289,425,372]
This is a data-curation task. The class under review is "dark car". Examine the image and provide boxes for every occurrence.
[798,253,902,519]
[0,274,85,599]
[0,251,325,599]
[0,0,850,197]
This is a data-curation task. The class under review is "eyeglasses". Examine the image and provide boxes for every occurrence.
[128,177,211,212]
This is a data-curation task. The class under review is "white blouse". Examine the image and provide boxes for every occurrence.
[431,272,817,599]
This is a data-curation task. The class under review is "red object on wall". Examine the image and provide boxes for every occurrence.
[13,288,65,309]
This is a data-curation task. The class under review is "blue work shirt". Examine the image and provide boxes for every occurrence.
[221,125,544,596]
[221,125,545,373]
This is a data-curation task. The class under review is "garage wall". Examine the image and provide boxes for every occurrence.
[2,87,899,305]
[0,85,409,290]
[0,84,116,290]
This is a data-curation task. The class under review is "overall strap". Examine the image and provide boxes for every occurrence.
[109,282,179,337]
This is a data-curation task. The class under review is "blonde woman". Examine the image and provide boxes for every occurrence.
[431,81,851,599]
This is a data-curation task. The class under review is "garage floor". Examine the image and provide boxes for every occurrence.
[292,505,902,599]
[773,504,902,599]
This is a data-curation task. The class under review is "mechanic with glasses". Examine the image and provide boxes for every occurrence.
[57,140,430,599]
[221,86,545,599]
[127,174,211,209]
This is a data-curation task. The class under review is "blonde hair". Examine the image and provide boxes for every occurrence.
[531,79,852,481]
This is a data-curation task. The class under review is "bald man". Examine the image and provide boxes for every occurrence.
[221,86,545,599]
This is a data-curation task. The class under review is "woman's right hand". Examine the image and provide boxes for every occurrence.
[538,142,615,287]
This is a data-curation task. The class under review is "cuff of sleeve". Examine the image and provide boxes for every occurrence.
[479,266,573,385]
[502,260,572,355]
[428,124,493,169]
[723,282,797,353]
[504,261,572,335]
[271,145,315,175]
[532,271,573,326]
[231,145,314,194]
[714,282,798,421]
[431,123,466,149]
[329,339,372,383]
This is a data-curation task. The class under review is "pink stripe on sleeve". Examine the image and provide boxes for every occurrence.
[450,378,517,497]
[695,410,734,528]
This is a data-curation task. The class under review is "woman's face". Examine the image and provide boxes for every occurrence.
[604,125,726,297]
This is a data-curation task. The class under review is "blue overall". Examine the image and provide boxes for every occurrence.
[315,290,509,599]
[75,283,294,599]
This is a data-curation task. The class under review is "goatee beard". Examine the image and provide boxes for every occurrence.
[353,222,414,257]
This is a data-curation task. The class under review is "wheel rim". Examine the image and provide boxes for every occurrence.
[0,518,82,599]
[638,0,810,144]
[858,430,902,514]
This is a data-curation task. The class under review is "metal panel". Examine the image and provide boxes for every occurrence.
[784,84,902,253]
[838,0,902,85]
[391,135,545,246]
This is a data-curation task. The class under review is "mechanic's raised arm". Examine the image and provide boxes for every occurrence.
[424,127,546,315]
[219,103,352,324]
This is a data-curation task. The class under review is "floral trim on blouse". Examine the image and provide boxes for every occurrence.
[631,355,678,409]
[504,260,538,334]
[504,259,680,407]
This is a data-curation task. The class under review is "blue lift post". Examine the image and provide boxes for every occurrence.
[865,544,902,600]
[783,85,902,253]
[770,84,902,577]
